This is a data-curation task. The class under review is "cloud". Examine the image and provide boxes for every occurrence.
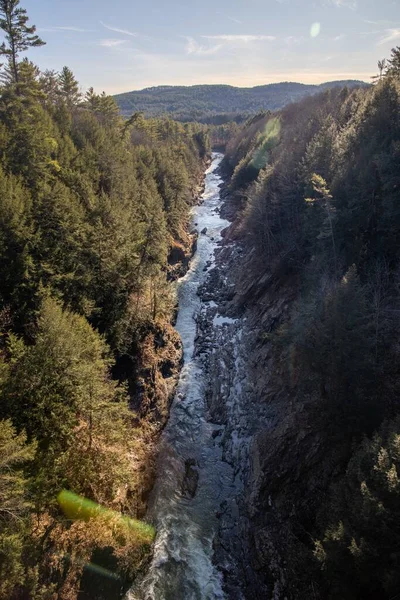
[100,21,137,37]
[99,39,127,48]
[333,34,346,41]
[377,28,400,45]
[183,34,275,56]
[329,0,357,9]
[184,36,223,55]
[202,34,276,42]
[284,35,304,44]
[227,16,243,24]
[364,19,400,26]
[40,26,91,33]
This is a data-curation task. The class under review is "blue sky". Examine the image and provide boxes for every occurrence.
[20,0,400,93]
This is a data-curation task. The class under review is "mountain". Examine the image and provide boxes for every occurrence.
[114,80,369,122]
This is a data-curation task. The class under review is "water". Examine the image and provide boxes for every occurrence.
[128,153,233,600]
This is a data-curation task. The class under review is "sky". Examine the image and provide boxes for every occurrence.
[19,0,400,94]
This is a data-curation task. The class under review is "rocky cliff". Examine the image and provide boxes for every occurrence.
[195,181,345,599]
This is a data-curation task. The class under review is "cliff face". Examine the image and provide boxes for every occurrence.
[114,161,209,520]
[200,188,348,600]
[204,76,400,600]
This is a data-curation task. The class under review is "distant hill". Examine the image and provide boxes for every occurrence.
[114,80,369,122]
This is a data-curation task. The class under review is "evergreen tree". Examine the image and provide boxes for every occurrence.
[386,46,400,78]
[58,65,81,107]
[316,417,400,599]
[0,419,35,599]
[0,0,45,83]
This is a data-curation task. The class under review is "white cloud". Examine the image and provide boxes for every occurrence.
[99,39,127,48]
[333,34,346,41]
[40,26,91,33]
[183,34,275,56]
[100,21,137,37]
[202,34,276,42]
[364,19,400,26]
[377,28,400,45]
[284,35,304,44]
[329,0,357,9]
[227,16,243,24]
[184,36,223,55]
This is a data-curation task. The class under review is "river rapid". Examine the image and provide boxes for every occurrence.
[128,153,244,600]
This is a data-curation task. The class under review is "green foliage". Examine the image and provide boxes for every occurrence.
[114,81,368,122]
[229,116,281,190]
[0,0,45,83]
[0,297,157,596]
[0,5,208,596]
[225,48,400,599]
[284,267,379,435]
[0,165,36,327]
[316,417,400,599]
[58,66,81,107]
[386,46,400,78]
[0,419,35,599]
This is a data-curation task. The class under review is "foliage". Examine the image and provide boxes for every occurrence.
[316,417,400,599]
[225,46,400,599]
[0,2,209,597]
[114,81,368,122]
[0,419,35,599]
[0,0,45,83]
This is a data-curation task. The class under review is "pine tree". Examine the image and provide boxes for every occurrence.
[371,58,387,82]
[0,0,45,83]
[58,65,81,107]
[306,173,338,276]
[386,46,400,78]
[0,419,35,599]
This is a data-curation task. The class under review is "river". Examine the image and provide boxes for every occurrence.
[128,153,238,600]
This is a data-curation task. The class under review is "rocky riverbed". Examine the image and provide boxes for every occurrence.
[129,153,297,600]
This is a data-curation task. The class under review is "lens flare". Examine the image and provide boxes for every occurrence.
[57,490,155,543]
[310,22,321,38]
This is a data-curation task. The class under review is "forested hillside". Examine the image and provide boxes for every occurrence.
[0,2,209,598]
[221,48,400,599]
[114,80,367,122]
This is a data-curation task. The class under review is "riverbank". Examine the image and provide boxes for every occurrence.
[128,153,239,600]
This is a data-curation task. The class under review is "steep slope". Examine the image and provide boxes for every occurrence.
[0,63,211,598]
[213,74,400,599]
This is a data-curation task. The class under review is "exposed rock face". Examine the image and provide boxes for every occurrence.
[181,459,199,498]
[134,322,183,424]
[194,179,346,599]
[168,235,198,281]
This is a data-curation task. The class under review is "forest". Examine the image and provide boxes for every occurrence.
[114,80,367,122]
[221,47,400,599]
[1,0,400,598]
[0,1,210,598]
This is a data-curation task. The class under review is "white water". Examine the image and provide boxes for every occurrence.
[128,153,233,600]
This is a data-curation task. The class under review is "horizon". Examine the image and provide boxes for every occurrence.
[21,0,399,95]
[115,78,369,95]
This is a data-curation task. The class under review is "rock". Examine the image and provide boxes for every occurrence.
[201,227,208,235]
[181,459,199,498]
[168,243,186,266]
